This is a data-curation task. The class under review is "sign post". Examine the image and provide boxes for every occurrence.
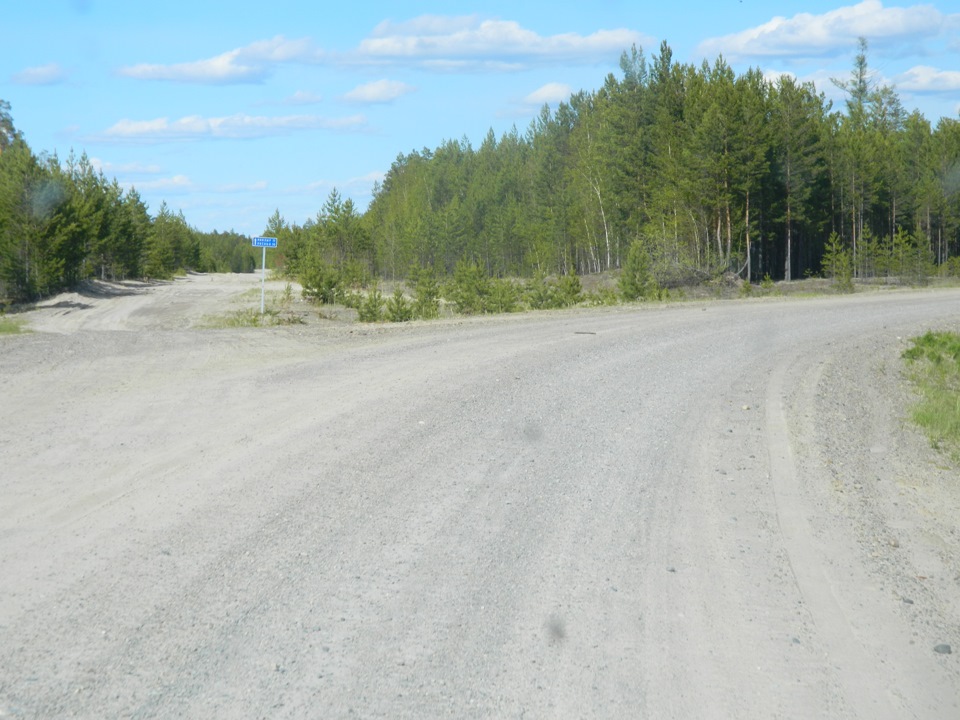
[251,236,278,314]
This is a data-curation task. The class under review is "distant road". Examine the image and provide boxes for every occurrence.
[1,275,958,718]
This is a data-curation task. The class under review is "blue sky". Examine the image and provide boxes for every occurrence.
[3,1,959,236]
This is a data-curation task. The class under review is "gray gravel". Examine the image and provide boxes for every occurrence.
[1,275,958,718]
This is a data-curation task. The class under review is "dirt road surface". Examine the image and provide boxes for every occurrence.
[1,273,959,718]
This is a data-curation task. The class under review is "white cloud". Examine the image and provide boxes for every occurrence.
[343,79,416,104]
[761,69,797,86]
[131,175,192,192]
[121,52,265,84]
[215,180,269,193]
[89,158,163,175]
[118,36,324,84]
[99,112,367,142]
[12,63,67,85]
[358,15,648,68]
[524,82,572,106]
[345,171,386,190]
[371,16,480,38]
[306,171,385,194]
[895,65,960,93]
[698,1,956,60]
[284,90,324,105]
[118,17,649,84]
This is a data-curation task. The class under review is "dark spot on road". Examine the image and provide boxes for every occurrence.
[546,615,566,643]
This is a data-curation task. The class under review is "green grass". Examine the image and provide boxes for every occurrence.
[0,316,27,334]
[199,306,304,329]
[902,331,960,459]
[199,308,270,328]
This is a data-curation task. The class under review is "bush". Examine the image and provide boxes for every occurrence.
[340,259,370,291]
[386,287,414,322]
[523,272,583,310]
[301,261,342,304]
[525,271,557,310]
[586,287,620,306]
[821,232,853,293]
[619,240,660,300]
[555,273,583,307]
[487,278,520,313]
[357,285,384,322]
[412,266,440,319]
[943,257,960,278]
[448,260,490,314]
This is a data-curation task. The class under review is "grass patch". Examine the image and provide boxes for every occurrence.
[199,307,303,329]
[203,283,302,328]
[902,331,960,459]
[0,316,27,335]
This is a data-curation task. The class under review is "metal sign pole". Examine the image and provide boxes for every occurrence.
[250,236,278,316]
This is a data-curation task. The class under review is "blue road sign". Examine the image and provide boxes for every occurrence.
[252,236,278,248]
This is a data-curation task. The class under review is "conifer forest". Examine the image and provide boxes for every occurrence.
[2,41,959,305]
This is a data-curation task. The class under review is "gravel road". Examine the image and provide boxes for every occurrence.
[1,274,959,718]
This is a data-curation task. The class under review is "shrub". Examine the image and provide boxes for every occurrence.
[619,240,660,300]
[943,257,960,278]
[412,266,440,319]
[386,287,414,322]
[301,262,342,304]
[448,260,490,314]
[586,287,620,306]
[525,271,557,310]
[357,285,384,322]
[487,278,520,313]
[821,232,854,293]
[555,273,583,307]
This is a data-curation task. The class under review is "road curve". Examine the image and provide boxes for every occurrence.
[1,279,958,718]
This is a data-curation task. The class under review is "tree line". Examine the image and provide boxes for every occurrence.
[271,39,960,292]
[0,99,261,303]
[4,39,959,305]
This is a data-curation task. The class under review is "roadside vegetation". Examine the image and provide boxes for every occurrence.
[903,331,960,459]
[271,39,958,321]
[199,283,304,328]
[0,314,26,334]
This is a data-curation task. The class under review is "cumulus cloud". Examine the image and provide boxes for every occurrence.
[698,1,956,60]
[343,79,416,103]
[118,16,649,84]
[894,65,960,93]
[89,158,163,175]
[100,112,367,142]
[119,36,324,84]
[524,82,572,106]
[359,15,648,68]
[12,63,67,85]
[283,90,324,105]
[131,175,193,192]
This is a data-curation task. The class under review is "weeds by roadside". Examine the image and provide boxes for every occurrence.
[200,285,304,328]
[902,331,960,459]
[0,316,27,334]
